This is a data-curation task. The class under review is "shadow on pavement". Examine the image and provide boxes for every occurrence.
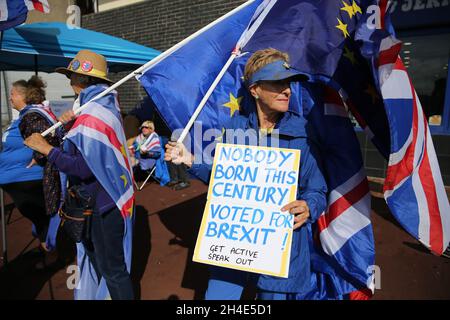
[371,196,404,230]
[0,231,76,300]
[157,193,210,299]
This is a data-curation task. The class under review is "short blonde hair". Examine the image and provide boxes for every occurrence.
[140,120,155,131]
[244,48,290,84]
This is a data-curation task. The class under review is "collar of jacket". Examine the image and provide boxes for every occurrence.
[247,110,307,138]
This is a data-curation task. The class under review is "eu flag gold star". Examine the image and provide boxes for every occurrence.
[223,93,242,116]
[352,1,362,15]
[341,1,355,19]
[343,46,357,65]
[120,174,128,188]
[127,205,133,216]
[121,145,127,157]
[336,18,350,38]
[365,84,379,104]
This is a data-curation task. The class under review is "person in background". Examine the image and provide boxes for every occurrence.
[0,76,62,268]
[25,50,134,300]
[130,120,161,182]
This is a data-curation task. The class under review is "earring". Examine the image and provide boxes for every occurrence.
[254,95,259,99]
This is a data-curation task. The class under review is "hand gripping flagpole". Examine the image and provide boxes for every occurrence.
[40,0,257,138]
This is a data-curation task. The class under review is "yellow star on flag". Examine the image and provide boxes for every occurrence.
[336,18,350,38]
[352,1,362,15]
[127,205,133,216]
[223,93,242,116]
[340,1,355,19]
[120,174,128,188]
[343,46,357,65]
[365,84,379,104]
[120,145,127,158]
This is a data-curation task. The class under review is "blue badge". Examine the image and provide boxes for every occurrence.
[71,59,80,71]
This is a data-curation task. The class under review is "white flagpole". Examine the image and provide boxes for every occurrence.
[41,0,257,137]
[176,52,239,144]
[138,0,275,190]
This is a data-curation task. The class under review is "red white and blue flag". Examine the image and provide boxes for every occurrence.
[65,84,135,300]
[0,0,49,31]
[362,7,450,256]
[137,132,161,153]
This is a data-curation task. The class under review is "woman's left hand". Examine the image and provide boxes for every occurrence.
[281,200,310,230]
[24,133,53,156]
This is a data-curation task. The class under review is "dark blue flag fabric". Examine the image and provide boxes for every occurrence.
[138,0,449,299]
[0,1,49,31]
[0,0,28,31]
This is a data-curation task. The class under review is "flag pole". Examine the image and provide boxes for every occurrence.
[138,0,276,190]
[177,51,238,144]
[41,0,257,138]
[138,51,239,191]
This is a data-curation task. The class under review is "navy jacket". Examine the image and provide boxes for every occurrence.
[190,110,327,293]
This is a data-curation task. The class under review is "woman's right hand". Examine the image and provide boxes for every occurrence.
[164,141,194,167]
[58,109,76,124]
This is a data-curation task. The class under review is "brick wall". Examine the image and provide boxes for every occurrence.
[82,0,246,112]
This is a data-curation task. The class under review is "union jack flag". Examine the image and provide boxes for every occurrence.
[362,2,450,256]
[65,84,135,300]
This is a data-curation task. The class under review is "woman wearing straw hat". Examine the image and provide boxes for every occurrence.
[25,50,135,300]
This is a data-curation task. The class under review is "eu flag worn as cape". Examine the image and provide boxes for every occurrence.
[137,0,450,299]
[65,84,135,300]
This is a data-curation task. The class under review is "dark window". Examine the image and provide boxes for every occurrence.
[399,33,450,130]
[75,0,96,14]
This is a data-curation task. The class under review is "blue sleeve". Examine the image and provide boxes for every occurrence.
[47,143,94,180]
[298,141,327,223]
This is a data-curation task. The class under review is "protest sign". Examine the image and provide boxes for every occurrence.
[193,143,300,277]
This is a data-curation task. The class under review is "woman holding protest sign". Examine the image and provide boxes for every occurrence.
[165,48,327,300]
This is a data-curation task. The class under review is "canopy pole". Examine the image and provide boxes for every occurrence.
[34,55,38,76]
[0,70,6,265]
[41,0,256,137]
[1,188,7,266]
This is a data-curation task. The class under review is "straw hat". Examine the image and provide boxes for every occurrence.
[55,49,113,84]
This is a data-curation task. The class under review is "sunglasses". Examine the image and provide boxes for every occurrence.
[141,126,150,129]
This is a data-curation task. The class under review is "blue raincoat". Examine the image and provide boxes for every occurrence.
[189,110,327,297]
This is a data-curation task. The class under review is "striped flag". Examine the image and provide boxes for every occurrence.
[357,3,450,255]
[65,84,135,300]
[138,132,161,153]
[0,0,49,31]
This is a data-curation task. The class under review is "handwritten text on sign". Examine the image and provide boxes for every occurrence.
[193,143,300,278]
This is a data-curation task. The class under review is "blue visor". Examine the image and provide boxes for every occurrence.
[246,60,309,87]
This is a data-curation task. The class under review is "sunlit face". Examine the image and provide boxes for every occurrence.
[9,86,27,110]
[141,126,154,136]
[250,79,291,113]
